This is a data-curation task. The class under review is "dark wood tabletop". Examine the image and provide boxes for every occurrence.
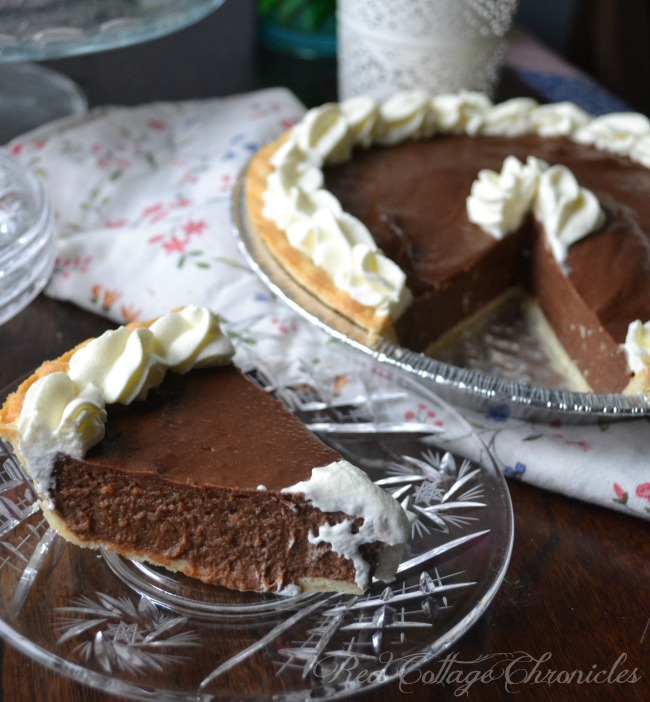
[0,2,648,700]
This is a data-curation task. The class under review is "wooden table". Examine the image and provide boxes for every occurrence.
[1,3,648,700]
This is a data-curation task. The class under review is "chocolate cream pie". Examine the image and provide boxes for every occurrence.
[0,306,411,594]
[244,91,650,395]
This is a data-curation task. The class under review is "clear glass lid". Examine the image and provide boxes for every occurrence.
[0,152,54,325]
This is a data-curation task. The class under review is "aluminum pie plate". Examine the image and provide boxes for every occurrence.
[232,172,650,423]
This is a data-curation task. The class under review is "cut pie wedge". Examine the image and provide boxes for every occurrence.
[0,306,411,594]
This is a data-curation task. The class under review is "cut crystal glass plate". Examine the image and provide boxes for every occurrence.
[0,346,512,700]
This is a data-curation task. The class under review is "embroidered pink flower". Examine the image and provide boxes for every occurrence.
[56,255,92,278]
[613,483,626,502]
[636,482,650,503]
[182,219,207,236]
[106,218,128,228]
[148,118,167,131]
[404,404,443,427]
[370,364,394,382]
[565,439,591,452]
[270,316,297,335]
[162,235,188,254]
[142,202,165,218]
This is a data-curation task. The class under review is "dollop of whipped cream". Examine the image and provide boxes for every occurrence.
[529,101,591,137]
[574,112,650,156]
[282,460,411,590]
[375,90,433,145]
[340,95,379,147]
[264,90,650,322]
[623,320,650,375]
[467,155,547,238]
[16,306,234,501]
[291,103,354,165]
[480,97,539,136]
[534,164,606,263]
[467,155,605,262]
[431,91,493,135]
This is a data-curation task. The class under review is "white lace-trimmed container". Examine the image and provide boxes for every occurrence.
[0,153,54,326]
[336,0,519,101]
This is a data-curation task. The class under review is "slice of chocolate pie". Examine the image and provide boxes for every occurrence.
[0,306,411,594]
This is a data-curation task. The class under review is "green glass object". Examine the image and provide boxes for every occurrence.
[258,0,336,59]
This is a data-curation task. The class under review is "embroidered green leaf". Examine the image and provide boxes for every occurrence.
[215,256,252,271]
[227,330,256,345]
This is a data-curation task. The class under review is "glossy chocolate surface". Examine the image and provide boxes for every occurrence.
[81,365,339,490]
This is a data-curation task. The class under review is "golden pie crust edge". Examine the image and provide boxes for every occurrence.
[244,138,397,341]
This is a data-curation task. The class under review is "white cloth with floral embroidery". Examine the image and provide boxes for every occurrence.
[5,88,649,520]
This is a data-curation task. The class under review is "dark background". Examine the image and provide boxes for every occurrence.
[38,0,650,115]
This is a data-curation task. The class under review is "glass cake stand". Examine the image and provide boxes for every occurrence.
[0,0,226,325]
[0,0,227,144]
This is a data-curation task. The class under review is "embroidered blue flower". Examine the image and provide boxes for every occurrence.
[504,462,526,479]
[220,133,259,160]
[487,404,510,422]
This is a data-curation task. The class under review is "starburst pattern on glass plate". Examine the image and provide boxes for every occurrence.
[55,592,200,674]
[378,449,486,537]
[0,447,45,576]
[275,568,473,682]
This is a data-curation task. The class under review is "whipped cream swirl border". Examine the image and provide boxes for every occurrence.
[16,306,235,501]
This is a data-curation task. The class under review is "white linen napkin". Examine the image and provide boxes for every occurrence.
[6,88,649,520]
